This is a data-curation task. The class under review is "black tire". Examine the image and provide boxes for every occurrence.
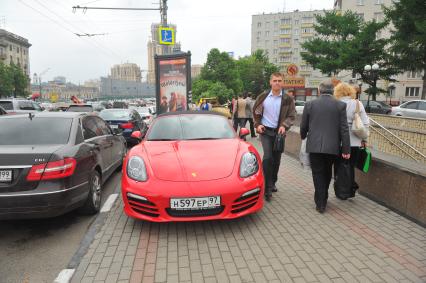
[79,170,102,215]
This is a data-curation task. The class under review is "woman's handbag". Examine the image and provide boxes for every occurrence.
[356,147,372,173]
[352,100,369,140]
[334,159,353,200]
[273,134,285,152]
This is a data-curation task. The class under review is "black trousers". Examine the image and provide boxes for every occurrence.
[260,132,283,196]
[233,118,247,132]
[310,153,337,208]
[247,118,256,137]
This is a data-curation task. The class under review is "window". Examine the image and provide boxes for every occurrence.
[257,31,261,37]
[257,22,262,28]
[419,102,426,111]
[374,12,383,21]
[294,29,299,35]
[273,49,278,54]
[82,117,102,139]
[357,0,364,5]
[280,28,291,34]
[407,71,421,78]
[281,18,291,25]
[294,20,299,25]
[265,31,270,36]
[294,38,299,44]
[375,0,384,4]
[405,87,420,97]
[95,117,112,136]
[273,40,278,45]
[402,101,419,109]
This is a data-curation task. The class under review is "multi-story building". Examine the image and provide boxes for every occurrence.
[147,23,181,84]
[32,82,99,101]
[100,77,155,97]
[334,0,424,102]
[0,29,31,76]
[191,64,203,78]
[251,10,330,99]
[111,63,142,82]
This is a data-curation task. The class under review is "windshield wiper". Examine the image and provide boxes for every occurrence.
[148,138,176,141]
[185,137,219,140]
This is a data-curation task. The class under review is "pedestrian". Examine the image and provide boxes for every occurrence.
[300,79,351,213]
[334,82,369,197]
[253,72,296,201]
[233,93,247,132]
[200,99,209,111]
[245,92,257,137]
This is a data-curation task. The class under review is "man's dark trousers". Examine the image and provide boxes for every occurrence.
[309,153,336,208]
[260,131,283,197]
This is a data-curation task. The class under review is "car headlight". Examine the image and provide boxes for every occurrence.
[240,152,259,178]
[127,156,148,181]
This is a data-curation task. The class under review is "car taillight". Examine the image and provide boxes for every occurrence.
[27,158,77,181]
[119,122,134,129]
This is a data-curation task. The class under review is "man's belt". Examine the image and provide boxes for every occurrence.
[264,126,277,132]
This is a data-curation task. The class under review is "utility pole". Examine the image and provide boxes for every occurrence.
[160,0,168,54]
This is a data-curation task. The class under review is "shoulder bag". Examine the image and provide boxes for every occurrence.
[352,100,369,140]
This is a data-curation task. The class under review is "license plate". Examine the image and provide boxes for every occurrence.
[110,124,118,129]
[0,170,12,182]
[170,196,221,210]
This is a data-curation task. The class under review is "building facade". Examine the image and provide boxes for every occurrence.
[334,0,424,102]
[251,10,330,100]
[100,77,155,98]
[111,63,142,82]
[147,23,181,84]
[32,82,99,102]
[0,29,31,76]
[191,64,202,78]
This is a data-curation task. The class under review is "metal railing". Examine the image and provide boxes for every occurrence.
[369,117,426,162]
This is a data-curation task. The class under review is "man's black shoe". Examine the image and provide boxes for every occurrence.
[316,206,326,213]
[265,194,272,202]
[272,185,278,192]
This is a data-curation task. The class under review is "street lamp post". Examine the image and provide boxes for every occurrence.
[364,63,380,111]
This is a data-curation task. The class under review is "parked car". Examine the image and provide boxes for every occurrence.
[0,105,7,115]
[121,111,264,222]
[391,100,426,119]
[361,100,392,114]
[295,100,305,115]
[136,107,154,125]
[0,99,43,114]
[112,101,128,109]
[99,109,148,146]
[0,112,126,219]
[66,104,94,112]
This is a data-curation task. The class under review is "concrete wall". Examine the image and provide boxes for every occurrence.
[285,127,426,226]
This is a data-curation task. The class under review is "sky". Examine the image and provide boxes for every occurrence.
[2,0,332,84]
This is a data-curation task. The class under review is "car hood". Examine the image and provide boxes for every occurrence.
[143,139,240,182]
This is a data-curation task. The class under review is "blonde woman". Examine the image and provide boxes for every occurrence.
[334,82,369,197]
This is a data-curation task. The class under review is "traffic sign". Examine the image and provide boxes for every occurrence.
[159,27,175,45]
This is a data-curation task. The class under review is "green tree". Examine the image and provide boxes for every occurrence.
[237,50,279,95]
[0,62,13,98]
[192,78,232,105]
[301,10,396,100]
[200,48,242,95]
[384,0,426,99]
[10,63,30,98]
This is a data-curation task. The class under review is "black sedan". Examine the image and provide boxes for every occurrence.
[361,100,392,114]
[0,112,126,219]
[99,109,148,146]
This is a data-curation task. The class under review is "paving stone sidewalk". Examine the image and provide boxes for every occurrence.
[70,137,426,283]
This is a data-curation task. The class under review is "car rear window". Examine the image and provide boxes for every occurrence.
[0,117,73,145]
[99,110,131,120]
[0,101,13,110]
[67,105,93,112]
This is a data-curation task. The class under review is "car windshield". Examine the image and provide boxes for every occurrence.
[0,117,72,145]
[99,110,131,120]
[147,114,235,141]
[0,101,13,110]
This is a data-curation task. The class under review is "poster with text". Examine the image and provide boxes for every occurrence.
[155,52,191,115]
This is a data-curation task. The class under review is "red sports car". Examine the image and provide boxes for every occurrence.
[121,111,264,222]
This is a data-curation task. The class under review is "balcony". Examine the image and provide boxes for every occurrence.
[301,23,314,28]
[280,34,292,38]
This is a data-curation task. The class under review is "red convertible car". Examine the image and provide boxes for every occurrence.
[121,111,264,222]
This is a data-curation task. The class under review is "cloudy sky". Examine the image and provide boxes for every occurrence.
[2,0,332,84]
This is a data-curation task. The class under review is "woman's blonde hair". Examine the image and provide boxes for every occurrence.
[334,82,356,99]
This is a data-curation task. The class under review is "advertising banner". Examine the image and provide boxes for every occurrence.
[155,52,191,115]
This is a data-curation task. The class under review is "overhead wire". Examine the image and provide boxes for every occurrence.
[17,0,123,60]
[33,0,123,60]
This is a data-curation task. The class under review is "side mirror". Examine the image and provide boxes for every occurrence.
[131,131,142,141]
[239,128,250,140]
[112,128,122,135]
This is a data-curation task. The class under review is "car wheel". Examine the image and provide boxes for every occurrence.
[79,170,102,215]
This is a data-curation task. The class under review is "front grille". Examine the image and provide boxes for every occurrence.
[166,206,224,217]
[231,190,260,214]
[127,195,159,218]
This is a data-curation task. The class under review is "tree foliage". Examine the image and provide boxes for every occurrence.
[384,0,426,99]
[0,62,29,98]
[301,10,397,100]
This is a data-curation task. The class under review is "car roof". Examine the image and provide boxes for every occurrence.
[0,112,90,119]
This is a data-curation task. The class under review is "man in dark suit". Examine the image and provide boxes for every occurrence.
[300,79,350,213]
